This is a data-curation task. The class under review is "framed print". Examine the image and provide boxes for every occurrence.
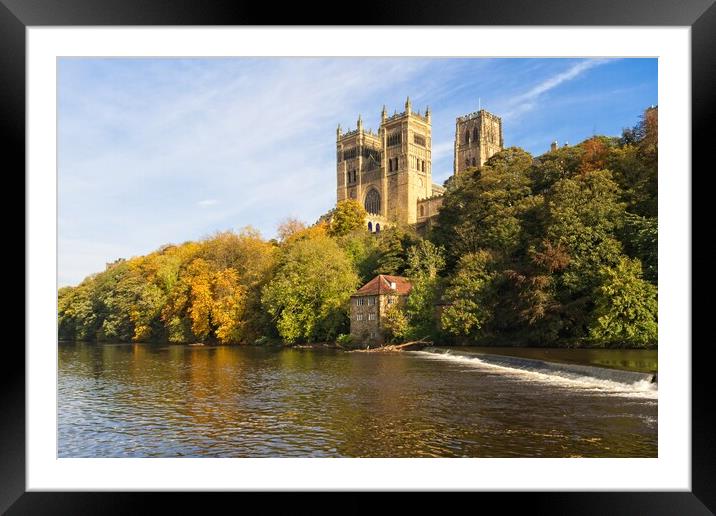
[4,0,713,513]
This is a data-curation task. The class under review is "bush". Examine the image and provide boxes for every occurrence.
[336,333,353,348]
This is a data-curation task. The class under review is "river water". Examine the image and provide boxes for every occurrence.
[58,342,657,458]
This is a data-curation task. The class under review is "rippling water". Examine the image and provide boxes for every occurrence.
[58,343,657,457]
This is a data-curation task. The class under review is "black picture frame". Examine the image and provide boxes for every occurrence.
[4,0,712,513]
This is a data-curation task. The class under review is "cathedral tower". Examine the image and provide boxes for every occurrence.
[379,97,432,224]
[454,108,503,174]
[336,98,432,227]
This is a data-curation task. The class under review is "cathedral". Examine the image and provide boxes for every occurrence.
[336,98,504,231]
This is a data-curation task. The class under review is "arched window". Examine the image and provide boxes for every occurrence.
[346,171,350,183]
[364,189,381,215]
[367,221,373,232]
[465,130,470,144]
[375,223,380,233]
[473,127,479,142]
[419,205,425,217]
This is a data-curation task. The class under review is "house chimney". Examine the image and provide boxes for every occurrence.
[390,281,397,289]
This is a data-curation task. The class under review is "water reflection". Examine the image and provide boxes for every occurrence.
[58,343,657,458]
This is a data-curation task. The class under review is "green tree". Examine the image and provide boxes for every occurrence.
[402,241,445,340]
[432,147,534,269]
[619,212,657,284]
[544,169,626,295]
[382,303,409,343]
[261,234,359,343]
[588,257,657,347]
[440,251,495,339]
[328,199,367,237]
[372,226,420,276]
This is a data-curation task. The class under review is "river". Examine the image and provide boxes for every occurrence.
[58,342,657,458]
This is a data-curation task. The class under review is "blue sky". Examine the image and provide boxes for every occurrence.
[58,57,657,286]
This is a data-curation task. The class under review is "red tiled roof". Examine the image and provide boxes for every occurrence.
[352,274,412,296]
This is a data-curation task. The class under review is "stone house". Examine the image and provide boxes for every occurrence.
[349,274,412,345]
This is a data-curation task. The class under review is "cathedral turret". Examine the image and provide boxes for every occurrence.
[405,96,411,115]
[381,105,387,123]
[357,114,363,131]
[425,106,431,123]
[337,124,342,140]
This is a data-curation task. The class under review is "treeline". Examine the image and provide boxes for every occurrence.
[59,109,658,348]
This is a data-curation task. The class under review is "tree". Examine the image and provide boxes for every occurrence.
[336,229,381,285]
[588,257,657,347]
[402,241,445,340]
[432,147,534,269]
[328,199,367,237]
[372,226,420,276]
[261,233,359,343]
[440,251,495,339]
[619,212,657,284]
[544,169,626,295]
[277,218,307,243]
[382,303,409,343]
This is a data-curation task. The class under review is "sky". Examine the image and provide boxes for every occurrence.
[58,57,657,286]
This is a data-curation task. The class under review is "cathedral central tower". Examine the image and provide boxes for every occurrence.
[336,97,432,226]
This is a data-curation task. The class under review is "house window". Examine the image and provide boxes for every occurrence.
[368,313,376,321]
[356,314,363,321]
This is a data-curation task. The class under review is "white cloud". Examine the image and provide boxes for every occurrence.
[502,59,613,119]
[197,199,219,207]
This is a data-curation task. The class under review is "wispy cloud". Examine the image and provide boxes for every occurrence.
[502,59,613,119]
[197,199,219,207]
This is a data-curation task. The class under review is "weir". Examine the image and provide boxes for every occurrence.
[421,347,657,386]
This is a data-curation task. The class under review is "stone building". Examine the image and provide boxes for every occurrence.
[454,109,504,174]
[349,274,412,345]
[336,100,503,231]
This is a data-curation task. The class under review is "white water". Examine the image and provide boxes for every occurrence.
[413,350,658,401]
